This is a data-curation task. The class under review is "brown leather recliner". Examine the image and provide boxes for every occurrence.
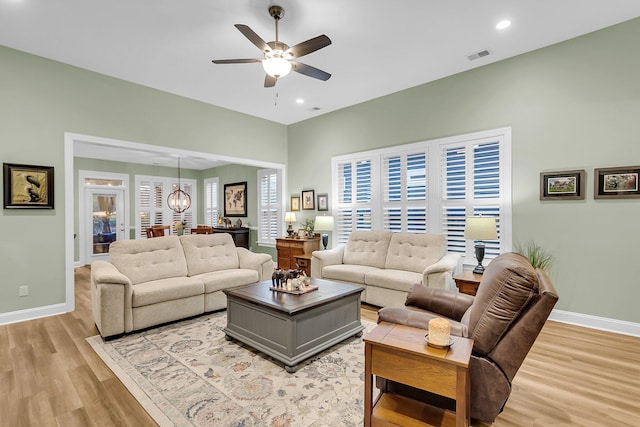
[377,252,559,422]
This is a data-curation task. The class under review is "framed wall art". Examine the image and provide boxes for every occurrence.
[539,169,586,200]
[223,181,247,217]
[302,189,315,210]
[3,163,54,209]
[594,166,640,199]
[290,195,300,211]
[317,193,329,211]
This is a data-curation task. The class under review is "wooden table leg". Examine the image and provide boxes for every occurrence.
[364,342,372,427]
[456,365,470,427]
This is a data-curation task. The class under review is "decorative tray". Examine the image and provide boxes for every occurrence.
[424,334,453,350]
[269,285,318,295]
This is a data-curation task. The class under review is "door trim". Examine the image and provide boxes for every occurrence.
[78,170,130,266]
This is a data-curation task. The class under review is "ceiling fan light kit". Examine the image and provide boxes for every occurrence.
[212,5,331,87]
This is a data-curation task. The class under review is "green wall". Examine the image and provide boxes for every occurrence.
[2,18,639,326]
[288,18,640,323]
[0,45,285,315]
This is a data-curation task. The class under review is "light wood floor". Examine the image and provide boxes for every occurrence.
[1,267,639,426]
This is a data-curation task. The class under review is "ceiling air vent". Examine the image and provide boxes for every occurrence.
[467,49,491,61]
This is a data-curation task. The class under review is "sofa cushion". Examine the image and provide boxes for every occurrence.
[180,234,240,276]
[109,236,188,285]
[469,252,539,355]
[322,264,380,284]
[384,233,446,273]
[364,269,423,292]
[342,230,392,268]
[132,277,204,308]
[194,269,260,293]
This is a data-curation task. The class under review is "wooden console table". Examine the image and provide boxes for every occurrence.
[276,237,320,270]
[212,227,249,249]
[364,322,473,427]
[453,271,483,296]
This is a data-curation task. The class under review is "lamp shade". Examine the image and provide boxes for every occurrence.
[284,212,297,223]
[464,216,497,240]
[314,215,334,231]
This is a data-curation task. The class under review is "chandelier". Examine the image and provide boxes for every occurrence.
[167,157,191,213]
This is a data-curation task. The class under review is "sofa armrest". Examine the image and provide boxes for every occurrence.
[404,284,474,321]
[422,253,462,289]
[90,260,132,338]
[237,248,274,281]
[311,245,345,278]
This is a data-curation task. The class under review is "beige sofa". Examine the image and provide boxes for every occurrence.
[311,231,461,307]
[91,233,273,338]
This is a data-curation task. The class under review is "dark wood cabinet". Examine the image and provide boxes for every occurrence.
[212,227,250,249]
[276,237,320,271]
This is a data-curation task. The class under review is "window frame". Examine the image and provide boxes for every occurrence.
[331,127,512,266]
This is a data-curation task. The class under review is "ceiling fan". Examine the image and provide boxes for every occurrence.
[212,5,332,88]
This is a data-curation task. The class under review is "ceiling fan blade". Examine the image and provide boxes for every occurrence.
[264,74,277,88]
[235,24,269,52]
[287,35,331,58]
[212,58,262,64]
[291,62,331,81]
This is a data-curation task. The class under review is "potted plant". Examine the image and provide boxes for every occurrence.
[515,240,553,271]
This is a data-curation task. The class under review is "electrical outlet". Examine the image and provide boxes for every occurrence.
[19,285,29,297]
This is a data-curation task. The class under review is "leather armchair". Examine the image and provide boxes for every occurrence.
[377,252,559,422]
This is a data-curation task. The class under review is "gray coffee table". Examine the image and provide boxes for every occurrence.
[223,278,365,372]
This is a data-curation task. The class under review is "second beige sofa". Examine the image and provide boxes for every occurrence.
[311,230,461,307]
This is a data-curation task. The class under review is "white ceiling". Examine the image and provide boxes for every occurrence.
[2,1,639,167]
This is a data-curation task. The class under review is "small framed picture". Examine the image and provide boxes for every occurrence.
[594,166,640,199]
[540,169,585,200]
[317,193,329,211]
[297,228,307,239]
[290,195,300,211]
[224,181,247,217]
[302,189,315,210]
[3,163,55,209]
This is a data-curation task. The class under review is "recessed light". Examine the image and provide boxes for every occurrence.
[296,99,304,104]
[496,20,511,30]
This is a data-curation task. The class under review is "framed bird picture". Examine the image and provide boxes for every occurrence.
[3,163,54,209]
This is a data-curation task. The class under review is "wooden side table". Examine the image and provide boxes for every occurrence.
[453,271,483,296]
[364,322,473,427]
[275,237,320,270]
[293,253,313,277]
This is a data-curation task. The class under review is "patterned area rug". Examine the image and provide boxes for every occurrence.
[87,311,376,427]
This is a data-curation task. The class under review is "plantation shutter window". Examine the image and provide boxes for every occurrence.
[204,177,219,226]
[440,139,506,264]
[332,128,511,265]
[335,158,374,243]
[383,152,427,233]
[135,175,197,238]
[258,168,281,246]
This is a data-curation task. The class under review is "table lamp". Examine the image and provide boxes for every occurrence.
[285,212,296,238]
[314,215,334,250]
[464,216,497,274]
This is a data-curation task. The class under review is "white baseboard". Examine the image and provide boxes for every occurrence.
[549,309,640,337]
[0,302,72,326]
